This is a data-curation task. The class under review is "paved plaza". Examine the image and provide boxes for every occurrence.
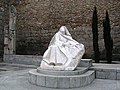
[0,63,120,90]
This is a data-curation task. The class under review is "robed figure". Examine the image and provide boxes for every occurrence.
[40,26,85,70]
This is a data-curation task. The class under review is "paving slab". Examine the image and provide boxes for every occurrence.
[0,69,119,90]
[0,63,120,90]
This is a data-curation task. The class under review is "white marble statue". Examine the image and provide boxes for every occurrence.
[40,26,85,70]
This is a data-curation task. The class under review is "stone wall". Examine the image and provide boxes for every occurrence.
[0,1,4,61]
[7,0,120,59]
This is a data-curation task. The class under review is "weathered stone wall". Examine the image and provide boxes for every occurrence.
[10,0,120,58]
[0,1,4,61]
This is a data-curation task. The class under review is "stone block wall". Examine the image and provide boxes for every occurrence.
[4,0,120,59]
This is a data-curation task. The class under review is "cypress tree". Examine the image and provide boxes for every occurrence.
[103,11,113,64]
[92,6,100,63]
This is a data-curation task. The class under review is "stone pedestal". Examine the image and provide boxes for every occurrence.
[28,59,95,88]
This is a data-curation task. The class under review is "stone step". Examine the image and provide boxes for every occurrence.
[37,67,88,76]
[79,59,92,67]
[28,69,95,88]
[90,63,120,80]
[4,55,93,67]
[0,62,37,68]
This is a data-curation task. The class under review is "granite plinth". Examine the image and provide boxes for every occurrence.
[37,67,88,76]
[28,67,95,88]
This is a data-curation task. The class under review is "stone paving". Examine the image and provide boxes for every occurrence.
[0,63,120,90]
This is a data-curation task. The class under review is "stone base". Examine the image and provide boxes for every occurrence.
[91,63,120,80]
[28,67,95,88]
[37,67,88,76]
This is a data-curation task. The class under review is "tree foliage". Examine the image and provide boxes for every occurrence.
[92,6,100,63]
[103,11,113,63]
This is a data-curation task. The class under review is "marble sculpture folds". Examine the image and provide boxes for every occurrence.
[40,26,85,70]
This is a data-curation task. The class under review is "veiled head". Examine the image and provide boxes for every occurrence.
[59,26,66,34]
[59,26,71,36]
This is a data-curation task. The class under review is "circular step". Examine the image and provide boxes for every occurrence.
[37,67,88,76]
[28,68,95,88]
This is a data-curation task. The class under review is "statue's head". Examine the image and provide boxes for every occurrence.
[59,26,71,36]
[59,26,66,35]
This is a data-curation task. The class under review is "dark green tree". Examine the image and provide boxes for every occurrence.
[103,11,113,64]
[92,6,100,63]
